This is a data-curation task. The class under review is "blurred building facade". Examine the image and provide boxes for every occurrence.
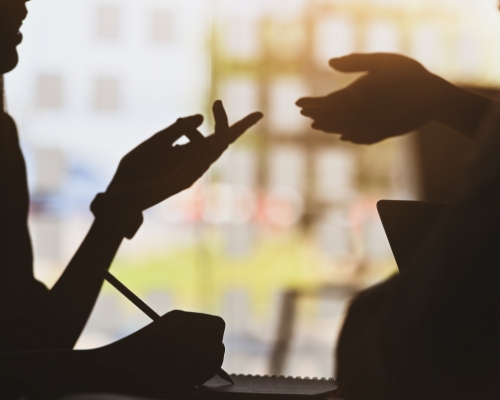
[4,0,500,378]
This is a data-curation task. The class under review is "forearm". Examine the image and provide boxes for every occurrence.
[0,349,94,399]
[48,217,125,348]
[434,79,493,140]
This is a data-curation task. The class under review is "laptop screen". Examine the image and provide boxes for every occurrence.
[377,200,450,271]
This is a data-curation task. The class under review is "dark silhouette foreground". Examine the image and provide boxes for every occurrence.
[4,0,500,399]
[298,52,500,400]
[0,0,262,398]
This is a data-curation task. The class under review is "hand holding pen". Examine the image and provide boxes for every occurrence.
[104,271,234,385]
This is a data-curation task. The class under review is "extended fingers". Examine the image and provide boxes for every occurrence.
[227,111,263,143]
[329,53,381,73]
[310,114,368,135]
[300,105,380,141]
[296,96,329,107]
[204,111,263,156]
[127,115,204,162]
[301,106,341,119]
[297,88,354,109]
[309,114,383,144]
[301,106,359,131]
[213,100,229,135]
[178,110,263,181]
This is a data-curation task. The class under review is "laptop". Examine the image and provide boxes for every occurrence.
[377,200,451,271]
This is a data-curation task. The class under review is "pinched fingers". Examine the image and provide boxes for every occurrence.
[112,116,204,186]
[138,105,263,207]
[144,114,204,150]
[180,114,205,129]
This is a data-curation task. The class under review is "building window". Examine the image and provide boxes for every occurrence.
[268,146,306,192]
[219,78,259,121]
[315,16,355,67]
[35,74,64,109]
[316,208,353,259]
[268,22,306,61]
[218,148,257,187]
[411,24,444,71]
[455,34,481,80]
[151,10,175,43]
[314,148,356,202]
[34,148,66,193]
[365,20,400,53]
[223,17,261,60]
[268,78,308,135]
[96,5,120,40]
[93,77,120,111]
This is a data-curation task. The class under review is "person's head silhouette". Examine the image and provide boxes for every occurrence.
[0,0,28,74]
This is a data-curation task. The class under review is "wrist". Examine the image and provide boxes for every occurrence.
[91,192,143,239]
[434,78,492,137]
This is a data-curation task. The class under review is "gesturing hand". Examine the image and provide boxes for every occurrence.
[103,101,263,218]
[297,53,453,144]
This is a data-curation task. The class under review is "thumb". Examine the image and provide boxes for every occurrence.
[329,53,381,73]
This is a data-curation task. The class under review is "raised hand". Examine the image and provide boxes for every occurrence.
[297,53,460,144]
[103,101,263,217]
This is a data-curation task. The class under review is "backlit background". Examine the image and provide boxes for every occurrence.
[5,0,499,378]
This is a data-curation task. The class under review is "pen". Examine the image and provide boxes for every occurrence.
[104,271,234,385]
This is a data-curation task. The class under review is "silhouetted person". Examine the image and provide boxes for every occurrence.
[297,47,500,400]
[0,0,262,398]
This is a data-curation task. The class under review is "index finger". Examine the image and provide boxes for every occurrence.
[206,111,263,148]
[329,53,381,73]
[296,96,329,107]
[226,111,263,143]
[297,88,353,109]
[199,111,263,163]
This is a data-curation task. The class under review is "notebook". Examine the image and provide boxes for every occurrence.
[196,374,337,399]
[59,374,338,400]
